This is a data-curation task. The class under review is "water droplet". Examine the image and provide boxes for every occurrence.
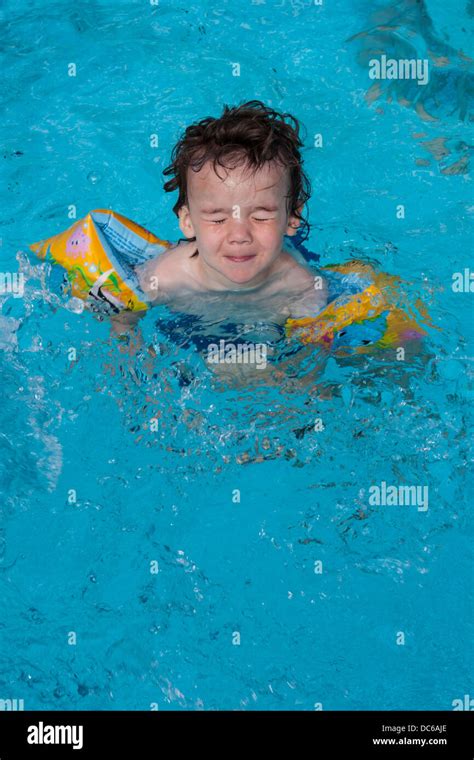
[87,171,101,185]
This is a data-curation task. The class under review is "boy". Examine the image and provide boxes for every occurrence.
[114,101,327,336]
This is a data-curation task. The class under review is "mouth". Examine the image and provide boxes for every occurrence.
[224,254,256,264]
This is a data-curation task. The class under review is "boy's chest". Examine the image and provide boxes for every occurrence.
[164,288,291,325]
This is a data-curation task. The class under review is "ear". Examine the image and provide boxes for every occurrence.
[285,205,304,237]
[178,205,196,239]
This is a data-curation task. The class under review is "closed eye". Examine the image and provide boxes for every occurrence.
[210,217,273,224]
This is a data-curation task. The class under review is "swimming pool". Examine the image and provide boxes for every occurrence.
[1,0,472,710]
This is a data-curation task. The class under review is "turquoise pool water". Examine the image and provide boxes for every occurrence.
[1,0,473,710]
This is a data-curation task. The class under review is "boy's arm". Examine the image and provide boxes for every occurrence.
[107,256,170,355]
[110,308,147,335]
[109,309,147,357]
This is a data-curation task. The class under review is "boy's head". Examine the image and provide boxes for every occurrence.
[163,100,311,288]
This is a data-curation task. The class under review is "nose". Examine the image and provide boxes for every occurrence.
[226,216,252,245]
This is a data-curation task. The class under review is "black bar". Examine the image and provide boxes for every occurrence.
[0,710,472,757]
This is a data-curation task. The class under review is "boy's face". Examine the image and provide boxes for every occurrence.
[178,159,302,289]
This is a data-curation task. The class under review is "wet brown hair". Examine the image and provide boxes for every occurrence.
[163,100,312,253]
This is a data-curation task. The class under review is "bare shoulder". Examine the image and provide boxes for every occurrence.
[281,254,328,318]
[135,241,196,301]
[280,252,318,289]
